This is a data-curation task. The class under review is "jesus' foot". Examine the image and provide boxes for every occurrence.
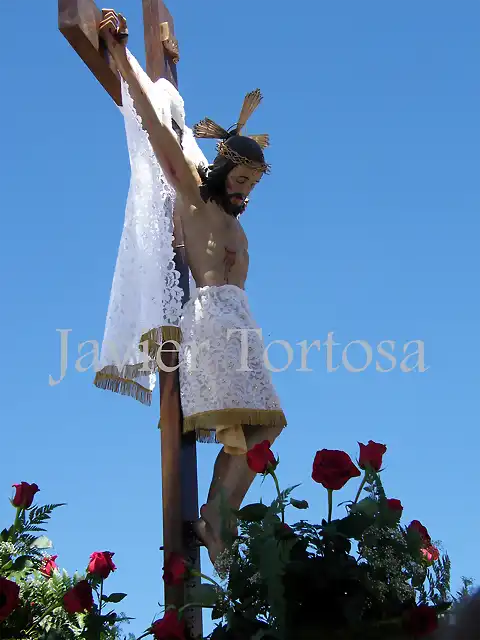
[193,505,226,565]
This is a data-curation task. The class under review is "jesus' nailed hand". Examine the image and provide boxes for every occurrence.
[99,9,204,210]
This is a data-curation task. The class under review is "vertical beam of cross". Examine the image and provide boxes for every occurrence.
[140,4,202,634]
[58,1,202,636]
[142,0,178,85]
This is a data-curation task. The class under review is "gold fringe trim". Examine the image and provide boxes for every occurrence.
[195,429,219,444]
[161,326,182,343]
[158,409,286,444]
[140,327,159,348]
[139,326,183,362]
[93,372,152,406]
[156,420,219,444]
[139,327,162,360]
[182,408,287,434]
[95,363,148,380]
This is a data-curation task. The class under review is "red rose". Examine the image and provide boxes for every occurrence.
[386,498,403,513]
[0,577,20,622]
[12,482,39,509]
[421,544,440,565]
[312,449,361,491]
[163,553,187,586]
[408,520,432,546]
[403,604,438,636]
[87,551,116,579]
[63,580,94,614]
[40,555,58,578]
[151,610,185,640]
[246,440,277,474]
[358,441,387,472]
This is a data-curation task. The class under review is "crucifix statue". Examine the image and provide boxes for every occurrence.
[58,1,202,630]
[59,0,286,634]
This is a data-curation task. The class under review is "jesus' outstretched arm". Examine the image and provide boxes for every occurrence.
[98,9,204,210]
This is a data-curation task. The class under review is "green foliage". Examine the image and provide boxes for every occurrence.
[191,584,221,608]
[455,576,475,601]
[236,503,268,523]
[198,463,465,640]
[2,446,474,640]
[0,495,135,640]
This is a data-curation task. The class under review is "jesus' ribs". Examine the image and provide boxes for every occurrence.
[224,247,237,283]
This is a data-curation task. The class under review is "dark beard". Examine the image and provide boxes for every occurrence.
[198,181,246,217]
[220,192,245,217]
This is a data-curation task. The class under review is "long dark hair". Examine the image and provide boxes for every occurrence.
[197,135,266,216]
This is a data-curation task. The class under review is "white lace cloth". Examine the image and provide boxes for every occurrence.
[179,285,286,454]
[95,50,207,403]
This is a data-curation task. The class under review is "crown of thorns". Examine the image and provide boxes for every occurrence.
[193,89,270,174]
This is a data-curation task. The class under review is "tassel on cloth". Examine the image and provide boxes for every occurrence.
[181,408,287,434]
[139,326,183,363]
[93,372,152,406]
[158,409,286,445]
[195,429,219,444]
[161,325,182,343]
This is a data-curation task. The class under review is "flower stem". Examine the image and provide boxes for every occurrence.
[327,490,333,523]
[25,603,58,635]
[353,474,367,504]
[99,579,104,614]
[270,470,284,523]
[13,507,22,532]
[190,570,223,591]
[178,602,213,614]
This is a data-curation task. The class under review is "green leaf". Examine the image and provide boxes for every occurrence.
[379,503,402,528]
[89,573,103,589]
[190,583,219,607]
[436,600,453,613]
[256,535,296,636]
[349,497,378,517]
[236,502,268,522]
[211,625,229,639]
[12,555,31,571]
[412,568,427,588]
[1,559,13,572]
[102,592,127,603]
[334,512,374,540]
[30,535,53,549]
[290,498,309,510]
[406,527,423,556]
[211,604,224,620]
[1,527,12,542]
[39,631,67,640]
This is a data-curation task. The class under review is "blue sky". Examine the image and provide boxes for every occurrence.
[1,0,479,636]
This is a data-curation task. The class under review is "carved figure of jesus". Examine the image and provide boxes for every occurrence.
[99,10,287,564]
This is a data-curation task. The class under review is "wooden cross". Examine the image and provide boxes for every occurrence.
[58,1,202,636]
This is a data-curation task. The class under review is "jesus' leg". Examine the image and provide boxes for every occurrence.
[194,423,284,564]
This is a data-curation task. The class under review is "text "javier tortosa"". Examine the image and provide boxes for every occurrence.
[48,329,429,386]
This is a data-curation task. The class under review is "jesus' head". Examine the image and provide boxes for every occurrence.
[197,135,268,217]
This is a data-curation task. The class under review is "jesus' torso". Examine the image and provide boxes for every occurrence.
[177,197,249,289]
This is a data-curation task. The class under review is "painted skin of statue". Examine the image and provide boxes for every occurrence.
[99,10,286,565]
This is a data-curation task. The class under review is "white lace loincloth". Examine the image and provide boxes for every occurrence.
[178,284,286,454]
